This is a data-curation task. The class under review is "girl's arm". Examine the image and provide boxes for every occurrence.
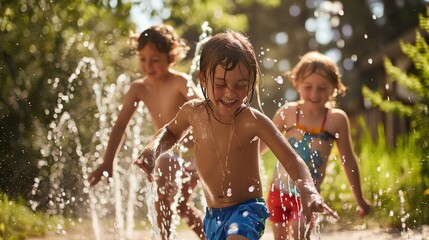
[334,110,371,216]
[260,106,288,155]
[134,101,192,181]
[88,82,141,186]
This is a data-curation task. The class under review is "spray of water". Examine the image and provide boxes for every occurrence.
[32,22,214,239]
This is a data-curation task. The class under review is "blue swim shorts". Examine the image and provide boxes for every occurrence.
[203,198,270,240]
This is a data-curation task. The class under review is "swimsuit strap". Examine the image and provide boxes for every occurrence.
[296,104,329,133]
[295,104,300,127]
[320,107,329,131]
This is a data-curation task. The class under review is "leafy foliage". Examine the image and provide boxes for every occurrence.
[263,120,429,229]
[362,7,429,192]
[0,0,135,202]
[0,194,58,239]
[347,121,427,227]
[140,0,280,33]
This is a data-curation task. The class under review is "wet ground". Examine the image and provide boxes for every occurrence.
[30,224,429,240]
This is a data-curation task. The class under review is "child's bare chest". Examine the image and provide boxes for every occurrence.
[142,88,186,128]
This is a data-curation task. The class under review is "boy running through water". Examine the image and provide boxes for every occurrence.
[87,24,205,239]
[135,31,339,240]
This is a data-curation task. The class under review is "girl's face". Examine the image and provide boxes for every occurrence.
[137,43,171,81]
[297,71,335,108]
[200,63,250,122]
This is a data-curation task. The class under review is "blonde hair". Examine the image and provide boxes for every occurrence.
[286,51,346,97]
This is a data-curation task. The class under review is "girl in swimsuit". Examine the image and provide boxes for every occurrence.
[262,51,371,239]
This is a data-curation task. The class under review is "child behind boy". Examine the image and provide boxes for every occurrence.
[135,31,339,240]
[263,51,371,239]
[87,24,205,239]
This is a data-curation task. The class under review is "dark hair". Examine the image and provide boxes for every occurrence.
[137,24,189,63]
[199,30,260,105]
[286,51,346,96]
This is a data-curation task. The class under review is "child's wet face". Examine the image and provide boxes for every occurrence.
[297,71,335,107]
[137,43,170,80]
[205,63,250,119]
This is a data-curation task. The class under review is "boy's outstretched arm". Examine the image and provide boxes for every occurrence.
[134,127,179,181]
[253,110,340,222]
[88,83,141,186]
[134,102,192,181]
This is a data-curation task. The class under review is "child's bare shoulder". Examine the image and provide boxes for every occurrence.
[169,70,192,85]
[276,101,298,115]
[243,107,272,123]
[129,77,147,88]
[329,108,348,119]
[182,98,206,110]
[328,108,350,127]
[126,78,148,95]
[179,99,207,121]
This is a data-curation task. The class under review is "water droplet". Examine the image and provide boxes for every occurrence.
[227,222,239,235]
[243,211,249,217]
[274,76,284,84]
[227,188,232,197]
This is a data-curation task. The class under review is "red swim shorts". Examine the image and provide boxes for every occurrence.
[266,185,302,223]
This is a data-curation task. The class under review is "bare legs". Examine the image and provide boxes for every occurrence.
[154,153,205,239]
[272,221,290,240]
[271,216,311,240]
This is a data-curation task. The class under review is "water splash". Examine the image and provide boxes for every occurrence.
[32,20,215,239]
[32,56,152,239]
[399,190,410,236]
[188,21,212,88]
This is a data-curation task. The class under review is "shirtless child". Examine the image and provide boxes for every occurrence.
[88,24,205,239]
[135,30,339,240]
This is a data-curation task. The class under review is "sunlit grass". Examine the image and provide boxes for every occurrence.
[323,119,428,230]
[0,194,59,240]
[3,120,428,238]
[260,119,429,231]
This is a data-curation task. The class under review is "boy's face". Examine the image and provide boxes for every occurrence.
[137,43,171,81]
[297,70,335,108]
[201,63,250,121]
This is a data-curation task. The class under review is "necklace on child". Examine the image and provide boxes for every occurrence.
[207,109,235,198]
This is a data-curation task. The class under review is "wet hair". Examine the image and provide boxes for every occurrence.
[136,24,189,63]
[199,30,260,105]
[286,51,346,97]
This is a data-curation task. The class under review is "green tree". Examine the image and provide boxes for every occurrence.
[0,0,134,207]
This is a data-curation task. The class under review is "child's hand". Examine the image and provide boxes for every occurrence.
[357,198,371,217]
[87,163,112,187]
[134,151,155,182]
[298,181,340,223]
[307,195,340,221]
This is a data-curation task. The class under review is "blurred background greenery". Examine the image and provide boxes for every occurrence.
[1,0,428,238]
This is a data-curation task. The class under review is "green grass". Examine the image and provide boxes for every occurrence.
[2,120,428,238]
[0,194,59,240]
[260,120,429,231]
[355,122,429,229]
